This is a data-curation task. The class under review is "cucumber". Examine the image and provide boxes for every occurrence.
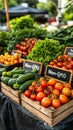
[13,83,21,90]
[11,69,25,75]
[1,76,5,81]
[7,71,12,77]
[17,72,35,84]
[1,77,11,85]
[19,79,35,93]
[0,68,7,73]
[8,78,17,87]
[11,67,19,72]
[12,74,19,78]
[2,71,7,76]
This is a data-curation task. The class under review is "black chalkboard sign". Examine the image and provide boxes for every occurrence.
[64,47,73,57]
[45,65,72,83]
[23,60,43,74]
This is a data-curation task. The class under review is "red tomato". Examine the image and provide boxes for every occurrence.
[35,85,44,93]
[20,42,27,46]
[59,94,69,104]
[31,40,35,45]
[25,38,29,42]
[64,55,69,60]
[22,46,27,51]
[48,78,56,86]
[57,62,63,67]
[39,77,45,82]
[41,80,48,89]
[67,57,72,62]
[53,89,60,97]
[54,82,64,92]
[28,85,35,92]
[53,59,57,64]
[52,99,61,108]
[49,61,54,66]
[48,86,54,92]
[63,83,72,90]
[36,92,46,102]
[20,46,23,51]
[66,63,72,69]
[71,90,73,99]
[62,87,71,97]
[48,94,55,100]
[57,55,63,61]
[24,90,31,98]
[62,62,66,66]
[71,61,73,65]
[44,88,50,96]
[16,44,20,49]
[41,97,51,108]
[32,81,37,86]
[30,93,36,101]
[62,66,66,70]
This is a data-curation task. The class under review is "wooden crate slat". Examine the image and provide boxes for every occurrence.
[1,82,10,92]
[21,94,73,118]
[21,100,73,126]
[1,87,20,104]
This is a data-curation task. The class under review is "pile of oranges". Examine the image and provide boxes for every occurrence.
[0,52,23,66]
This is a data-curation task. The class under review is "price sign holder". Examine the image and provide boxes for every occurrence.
[64,47,73,57]
[45,65,72,83]
[23,60,43,74]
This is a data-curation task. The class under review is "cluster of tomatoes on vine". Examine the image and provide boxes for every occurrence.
[49,55,73,71]
[24,77,73,109]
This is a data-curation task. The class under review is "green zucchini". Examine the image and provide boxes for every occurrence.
[0,68,7,73]
[17,72,35,84]
[8,78,17,87]
[11,69,25,75]
[1,76,11,85]
[13,83,21,90]
[2,71,7,76]
[12,74,19,78]
[11,67,19,72]
[19,79,35,93]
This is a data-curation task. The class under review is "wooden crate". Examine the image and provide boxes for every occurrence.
[20,94,73,126]
[1,82,20,104]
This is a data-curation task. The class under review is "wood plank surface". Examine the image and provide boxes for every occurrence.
[21,100,73,126]
[21,94,73,118]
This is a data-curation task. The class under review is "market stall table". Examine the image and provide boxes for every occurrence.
[0,92,73,130]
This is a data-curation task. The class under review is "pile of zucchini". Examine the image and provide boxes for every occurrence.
[1,67,36,93]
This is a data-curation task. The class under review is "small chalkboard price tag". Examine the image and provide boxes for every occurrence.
[45,65,72,83]
[64,47,73,57]
[23,60,43,74]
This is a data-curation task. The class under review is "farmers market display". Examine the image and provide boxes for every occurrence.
[0,15,73,127]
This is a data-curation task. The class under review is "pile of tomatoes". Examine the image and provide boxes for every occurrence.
[24,77,73,109]
[16,38,37,56]
[49,55,73,71]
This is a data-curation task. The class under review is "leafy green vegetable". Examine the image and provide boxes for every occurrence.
[27,38,65,65]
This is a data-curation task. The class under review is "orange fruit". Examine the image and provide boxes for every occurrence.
[14,60,18,64]
[5,61,10,66]
[13,53,19,60]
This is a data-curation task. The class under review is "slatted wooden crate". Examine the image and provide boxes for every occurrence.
[1,82,20,104]
[20,94,73,126]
